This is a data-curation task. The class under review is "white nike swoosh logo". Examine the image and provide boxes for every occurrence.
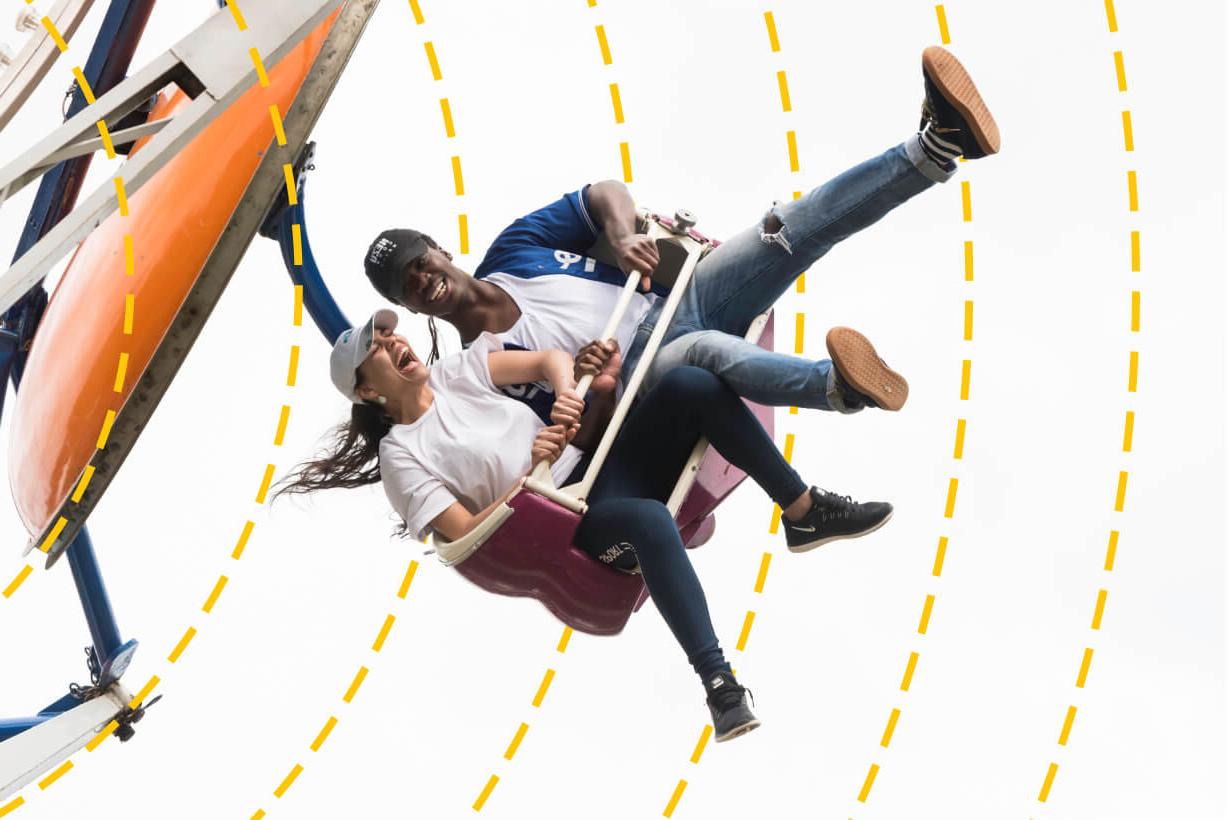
[790,524,816,532]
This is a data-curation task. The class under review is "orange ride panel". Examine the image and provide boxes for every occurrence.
[8,18,334,540]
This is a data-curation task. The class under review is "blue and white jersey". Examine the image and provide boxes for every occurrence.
[474,187,662,364]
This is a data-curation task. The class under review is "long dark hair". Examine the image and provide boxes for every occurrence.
[275,399,393,497]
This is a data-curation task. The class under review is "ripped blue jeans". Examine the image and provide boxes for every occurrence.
[620,140,952,410]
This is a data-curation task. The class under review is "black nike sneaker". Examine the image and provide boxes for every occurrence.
[920,45,1001,159]
[704,670,761,743]
[781,487,894,553]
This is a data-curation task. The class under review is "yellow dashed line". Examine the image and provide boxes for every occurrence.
[112,352,129,392]
[556,626,574,653]
[753,552,772,593]
[1122,410,1135,452]
[795,271,805,293]
[398,559,419,598]
[619,142,633,183]
[609,83,624,123]
[0,797,25,817]
[932,536,948,577]
[114,177,129,215]
[1075,648,1094,688]
[249,48,269,87]
[689,725,712,764]
[291,223,303,265]
[309,713,339,752]
[776,70,792,112]
[783,432,795,464]
[3,565,33,598]
[273,763,303,798]
[960,359,971,400]
[935,5,951,44]
[72,466,95,503]
[1038,762,1059,802]
[735,610,756,651]
[96,120,116,159]
[1130,290,1140,330]
[282,164,298,205]
[343,666,369,704]
[1091,588,1108,629]
[473,774,499,811]
[439,97,456,137]
[768,503,782,534]
[408,0,425,24]
[1113,50,1127,91]
[310,716,338,752]
[943,478,959,518]
[255,464,276,504]
[85,720,118,752]
[124,295,135,333]
[531,669,555,707]
[450,156,465,196]
[917,594,936,635]
[503,722,529,760]
[900,651,919,691]
[38,517,68,553]
[268,105,287,146]
[964,240,974,281]
[72,67,95,103]
[1114,471,1128,511]
[202,576,228,613]
[42,17,68,51]
[232,520,255,560]
[96,409,118,449]
[1130,230,1140,271]
[423,41,442,80]
[458,213,469,254]
[287,345,301,386]
[880,707,901,748]
[128,674,159,709]
[1127,350,1138,392]
[793,312,804,353]
[763,11,780,52]
[961,180,972,221]
[786,130,799,172]
[36,760,72,790]
[167,626,197,663]
[963,300,973,340]
[1121,110,1134,151]
[1105,530,1120,571]
[1126,170,1138,211]
[273,405,291,446]
[663,779,688,817]
[953,419,967,459]
[594,25,612,64]
[372,614,396,652]
[1104,0,1118,32]
[857,763,880,802]
[225,0,248,31]
[1058,705,1078,745]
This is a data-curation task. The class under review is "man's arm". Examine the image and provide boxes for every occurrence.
[586,180,659,290]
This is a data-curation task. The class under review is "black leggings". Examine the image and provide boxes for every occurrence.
[573,367,807,680]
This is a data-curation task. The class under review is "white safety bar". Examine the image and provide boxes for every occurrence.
[433,211,715,565]
[0,0,98,133]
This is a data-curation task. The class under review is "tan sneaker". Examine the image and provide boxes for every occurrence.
[825,327,909,411]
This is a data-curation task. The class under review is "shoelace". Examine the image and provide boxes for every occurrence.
[816,489,857,521]
[920,98,961,136]
[711,684,754,710]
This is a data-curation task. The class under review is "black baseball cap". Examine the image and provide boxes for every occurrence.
[364,229,437,303]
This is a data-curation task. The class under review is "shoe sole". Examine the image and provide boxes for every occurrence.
[826,327,909,411]
[714,718,762,743]
[788,508,894,554]
[922,45,1000,157]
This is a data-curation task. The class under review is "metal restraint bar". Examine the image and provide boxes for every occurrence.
[0,0,343,317]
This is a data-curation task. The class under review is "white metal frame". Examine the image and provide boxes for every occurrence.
[0,683,132,801]
[0,0,98,133]
[0,0,341,317]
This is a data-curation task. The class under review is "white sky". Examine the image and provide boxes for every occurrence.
[0,0,1225,818]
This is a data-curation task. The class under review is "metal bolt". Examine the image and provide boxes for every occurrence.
[0,43,14,70]
[16,6,41,34]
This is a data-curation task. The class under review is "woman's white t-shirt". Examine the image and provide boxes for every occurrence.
[379,332,583,540]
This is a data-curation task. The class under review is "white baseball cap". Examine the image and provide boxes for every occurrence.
[330,309,399,403]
